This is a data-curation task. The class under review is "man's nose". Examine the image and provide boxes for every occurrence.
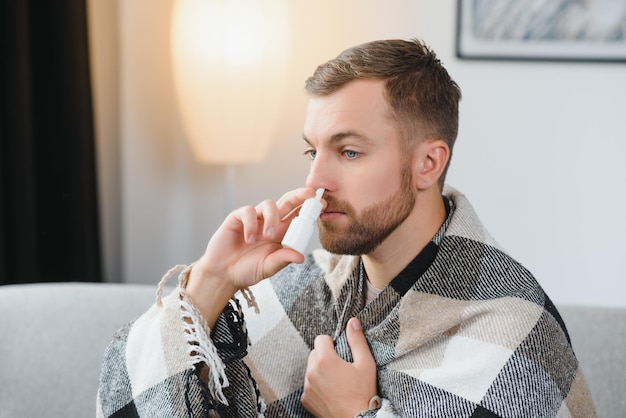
[305,155,334,192]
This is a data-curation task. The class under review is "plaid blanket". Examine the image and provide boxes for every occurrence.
[97,187,595,417]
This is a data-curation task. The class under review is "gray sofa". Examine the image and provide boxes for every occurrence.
[0,282,624,417]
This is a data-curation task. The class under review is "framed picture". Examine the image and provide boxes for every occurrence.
[456,0,626,62]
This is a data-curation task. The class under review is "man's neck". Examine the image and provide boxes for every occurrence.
[362,189,446,289]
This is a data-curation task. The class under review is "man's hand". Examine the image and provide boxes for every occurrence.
[302,317,378,418]
[186,188,321,328]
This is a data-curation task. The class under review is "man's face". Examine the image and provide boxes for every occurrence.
[302,79,417,255]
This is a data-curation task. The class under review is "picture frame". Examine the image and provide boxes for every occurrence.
[456,0,626,62]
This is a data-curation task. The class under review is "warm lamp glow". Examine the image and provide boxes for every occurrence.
[171,0,291,164]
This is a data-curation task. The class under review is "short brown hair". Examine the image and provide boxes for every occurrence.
[305,39,462,187]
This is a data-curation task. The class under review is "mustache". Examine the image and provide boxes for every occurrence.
[322,194,353,215]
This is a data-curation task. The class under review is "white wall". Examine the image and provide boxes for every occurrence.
[97,1,625,307]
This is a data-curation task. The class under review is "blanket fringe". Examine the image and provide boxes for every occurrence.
[156,264,193,307]
[154,264,266,410]
[180,288,230,406]
[155,263,230,406]
[156,264,261,316]
[239,286,260,314]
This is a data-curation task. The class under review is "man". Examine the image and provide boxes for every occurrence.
[98,39,595,417]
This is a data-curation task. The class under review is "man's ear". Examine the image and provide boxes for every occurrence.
[412,139,449,190]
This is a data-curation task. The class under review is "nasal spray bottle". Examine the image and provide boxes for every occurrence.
[281,188,325,255]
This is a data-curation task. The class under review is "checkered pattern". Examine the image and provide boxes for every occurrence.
[98,187,596,417]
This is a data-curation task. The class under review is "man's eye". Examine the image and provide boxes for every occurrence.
[304,149,317,160]
[344,150,359,159]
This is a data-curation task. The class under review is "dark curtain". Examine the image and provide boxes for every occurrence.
[0,0,102,284]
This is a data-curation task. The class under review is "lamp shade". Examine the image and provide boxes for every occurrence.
[171,0,291,164]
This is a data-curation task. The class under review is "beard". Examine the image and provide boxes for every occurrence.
[318,163,415,255]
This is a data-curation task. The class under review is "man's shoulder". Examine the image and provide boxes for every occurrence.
[440,186,542,302]
[443,185,504,251]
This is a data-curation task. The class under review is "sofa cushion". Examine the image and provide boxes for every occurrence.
[0,283,158,418]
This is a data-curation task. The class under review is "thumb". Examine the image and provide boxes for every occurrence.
[346,317,374,366]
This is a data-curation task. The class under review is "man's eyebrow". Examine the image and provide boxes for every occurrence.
[302,130,371,145]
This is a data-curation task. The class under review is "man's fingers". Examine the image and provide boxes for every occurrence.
[313,334,335,352]
[227,205,261,243]
[306,335,337,374]
[254,199,281,239]
[277,188,319,221]
[346,317,375,366]
[263,249,305,276]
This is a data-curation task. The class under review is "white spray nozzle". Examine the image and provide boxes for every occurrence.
[300,188,324,219]
[281,188,325,255]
